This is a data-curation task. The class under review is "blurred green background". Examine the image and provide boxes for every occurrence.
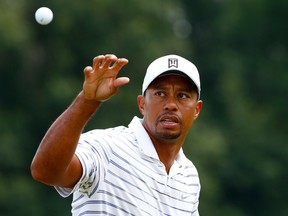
[0,0,287,215]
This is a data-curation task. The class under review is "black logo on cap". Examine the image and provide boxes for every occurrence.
[168,58,178,68]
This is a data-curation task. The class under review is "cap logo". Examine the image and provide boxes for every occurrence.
[168,58,178,68]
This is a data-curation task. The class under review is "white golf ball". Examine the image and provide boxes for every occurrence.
[35,7,53,25]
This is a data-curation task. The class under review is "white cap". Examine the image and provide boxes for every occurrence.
[142,54,201,99]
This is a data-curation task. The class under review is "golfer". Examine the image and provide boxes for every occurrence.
[31,54,203,215]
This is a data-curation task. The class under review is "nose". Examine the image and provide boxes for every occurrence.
[164,96,178,111]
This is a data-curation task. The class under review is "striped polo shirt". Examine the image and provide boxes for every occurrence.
[56,116,200,216]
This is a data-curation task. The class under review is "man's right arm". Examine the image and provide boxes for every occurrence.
[30,54,129,188]
[31,91,100,188]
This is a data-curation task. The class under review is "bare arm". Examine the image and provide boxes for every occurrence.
[30,54,129,188]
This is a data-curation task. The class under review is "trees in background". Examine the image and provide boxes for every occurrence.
[0,0,287,215]
[182,1,288,215]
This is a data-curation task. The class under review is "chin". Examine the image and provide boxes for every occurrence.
[156,131,181,140]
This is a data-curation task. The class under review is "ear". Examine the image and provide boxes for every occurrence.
[193,100,203,120]
[137,95,145,115]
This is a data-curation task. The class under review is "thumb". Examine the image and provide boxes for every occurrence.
[114,77,130,88]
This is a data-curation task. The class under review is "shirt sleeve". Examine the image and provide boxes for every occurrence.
[55,129,112,198]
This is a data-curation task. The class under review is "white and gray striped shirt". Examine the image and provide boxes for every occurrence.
[56,116,200,216]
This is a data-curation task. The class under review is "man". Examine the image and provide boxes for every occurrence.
[31,54,203,215]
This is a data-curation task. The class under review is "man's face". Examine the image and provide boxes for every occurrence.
[138,74,202,143]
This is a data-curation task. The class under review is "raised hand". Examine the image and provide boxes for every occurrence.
[83,54,129,102]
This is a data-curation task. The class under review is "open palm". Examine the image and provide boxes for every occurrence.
[83,54,129,102]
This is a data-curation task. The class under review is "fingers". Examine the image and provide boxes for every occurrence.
[112,58,129,71]
[83,66,92,84]
[83,66,93,78]
[92,55,105,68]
[101,54,117,68]
[92,54,128,70]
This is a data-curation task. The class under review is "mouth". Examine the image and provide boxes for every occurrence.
[158,113,180,127]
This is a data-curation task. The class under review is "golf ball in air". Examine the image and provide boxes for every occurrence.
[35,7,53,25]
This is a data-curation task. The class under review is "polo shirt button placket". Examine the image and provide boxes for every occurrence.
[164,175,171,195]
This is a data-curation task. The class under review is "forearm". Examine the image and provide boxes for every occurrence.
[31,91,101,185]
[31,55,129,186]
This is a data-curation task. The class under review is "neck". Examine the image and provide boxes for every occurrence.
[152,138,182,174]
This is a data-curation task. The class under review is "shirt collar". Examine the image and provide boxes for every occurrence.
[128,116,159,160]
[128,116,188,165]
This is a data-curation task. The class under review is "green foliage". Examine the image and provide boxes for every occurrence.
[182,0,288,215]
[0,0,287,215]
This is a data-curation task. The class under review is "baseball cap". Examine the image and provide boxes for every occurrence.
[142,54,201,99]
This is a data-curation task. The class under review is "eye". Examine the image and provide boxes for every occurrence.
[178,92,190,99]
[155,91,166,97]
